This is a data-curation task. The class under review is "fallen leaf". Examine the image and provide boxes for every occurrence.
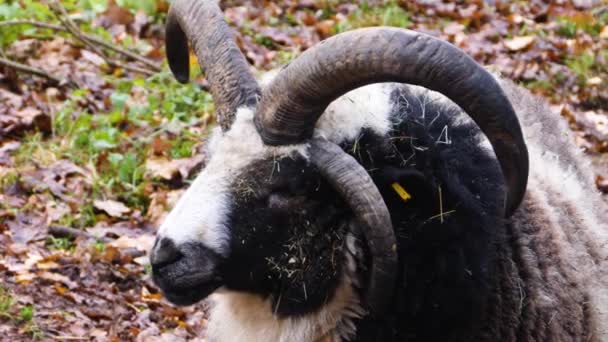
[315,20,335,38]
[145,155,204,181]
[504,35,535,51]
[94,199,131,218]
[0,141,20,166]
[597,175,608,193]
[109,234,155,252]
[15,273,36,284]
[81,50,107,67]
[6,212,46,244]
[145,158,177,180]
[39,271,78,289]
[601,26,608,39]
[97,0,135,28]
[8,253,43,273]
[36,260,60,270]
[587,77,602,86]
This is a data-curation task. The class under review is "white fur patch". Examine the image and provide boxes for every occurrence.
[260,70,395,144]
[314,83,393,143]
[157,107,308,255]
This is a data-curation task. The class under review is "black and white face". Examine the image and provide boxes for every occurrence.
[150,109,353,314]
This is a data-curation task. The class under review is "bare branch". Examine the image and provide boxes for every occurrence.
[0,55,76,87]
[49,225,111,242]
[0,20,161,71]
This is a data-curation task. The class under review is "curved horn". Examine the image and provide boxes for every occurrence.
[309,139,397,317]
[255,27,528,217]
[166,0,260,131]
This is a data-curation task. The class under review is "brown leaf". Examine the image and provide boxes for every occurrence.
[7,252,43,274]
[81,50,107,67]
[6,39,41,61]
[504,36,535,51]
[21,160,90,202]
[315,20,335,38]
[150,137,172,156]
[98,0,135,28]
[6,212,46,244]
[94,199,131,218]
[597,175,608,193]
[600,26,608,39]
[109,234,155,252]
[39,271,78,289]
[145,155,204,181]
[0,141,20,166]
[586,77,602,86]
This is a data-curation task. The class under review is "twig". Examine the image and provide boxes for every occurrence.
[0,20,161,71]
[47,1,156,76]
[0,20,64,31]
[0,55,75,87]
[48,225,111,243]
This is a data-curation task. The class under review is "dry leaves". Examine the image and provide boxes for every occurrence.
[94,199,131,218]
[504,35,536,51]
[145,155,205,181]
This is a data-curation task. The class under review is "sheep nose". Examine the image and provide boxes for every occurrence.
[150,237,182,268]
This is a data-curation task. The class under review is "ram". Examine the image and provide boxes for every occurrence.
[150,1,608,341]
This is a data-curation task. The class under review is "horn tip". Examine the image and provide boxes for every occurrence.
[174,73,190,84]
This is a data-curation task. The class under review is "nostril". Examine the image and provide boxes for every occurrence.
[151,237,183,268]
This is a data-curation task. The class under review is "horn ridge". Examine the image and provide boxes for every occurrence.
[166,0,260,131]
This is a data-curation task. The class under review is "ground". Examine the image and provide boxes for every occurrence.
[0,0,607,341]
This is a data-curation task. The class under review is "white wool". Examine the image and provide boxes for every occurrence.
[261,70,396,144]
[207,277,362,342]
[314,83,393,143]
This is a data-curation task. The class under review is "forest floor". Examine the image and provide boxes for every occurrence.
[0,0,607,341]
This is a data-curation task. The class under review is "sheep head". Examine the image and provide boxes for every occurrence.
[151,0,529,319]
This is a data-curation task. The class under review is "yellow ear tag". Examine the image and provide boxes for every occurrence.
[391,182,412,202]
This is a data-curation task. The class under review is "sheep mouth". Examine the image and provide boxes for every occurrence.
[160,280,222,306]
[151,241,223,306]
[153,270,223,306]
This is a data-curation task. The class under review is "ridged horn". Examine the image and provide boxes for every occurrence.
[254,27,528,217]
[309,139,397,317]
[166,0,260,131]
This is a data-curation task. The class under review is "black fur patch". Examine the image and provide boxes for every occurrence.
[348,85,507,341]
[222,156,352,317]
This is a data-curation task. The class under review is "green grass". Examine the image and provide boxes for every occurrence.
[47,237,74,251]
[0,289,43,338]
[11,70,213,227]
[20,306,43,339]
[19,306,34,322]
[556,11,608,38]
[93,240,106,253]
[0,287,13,319]
[566,52,596,84]
[524,79,553,94]
[334,1,410,33]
